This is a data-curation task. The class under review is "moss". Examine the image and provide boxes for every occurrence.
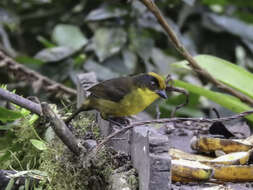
[39,113,116,190]
[127,169,138,189]
[40,140,84,189]
[71,113,100,140]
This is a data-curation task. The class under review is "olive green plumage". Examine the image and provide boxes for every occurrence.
[65,72,167,124]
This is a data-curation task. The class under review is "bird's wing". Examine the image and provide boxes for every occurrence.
[87,77,133,102]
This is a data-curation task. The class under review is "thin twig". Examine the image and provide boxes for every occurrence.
[95,109,253,152]
[212,107,220,118]
[166,85,189,117]
[155,104,161,119]
[140,0,253,106]
[0,51,77,97]
[164,74,189,117]
[0,88,42,115]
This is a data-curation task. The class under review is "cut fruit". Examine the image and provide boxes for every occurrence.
[213,164,253,182]
[191,136,253,153]
[169,148,213,162]
[171,159,213,181]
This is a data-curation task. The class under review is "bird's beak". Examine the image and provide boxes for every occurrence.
[156,89,168,99]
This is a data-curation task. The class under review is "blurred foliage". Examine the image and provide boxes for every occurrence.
[0,104,42,170]
[0,0,253,118]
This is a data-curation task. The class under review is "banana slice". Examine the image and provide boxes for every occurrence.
[172,174,195,183]
[244,135,253,145]
[169,148,213,161]
[213,164,253,182]
[170,148,251,165]
[207,151,251,165]
[201,186,234,190]
[191,136,253,153]
[172,159,213,181]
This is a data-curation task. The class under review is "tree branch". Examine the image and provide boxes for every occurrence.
[0,51,77,97]
[41,103,85,155]
[0,87,42,115]
[139,0,253,106]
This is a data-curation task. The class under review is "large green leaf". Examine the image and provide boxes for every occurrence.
[0,106,22,122]
[174,80,253,122]
[160,93,204,117]
[52,24,88,50]
[91,27,127,62]
[172,55,253,99]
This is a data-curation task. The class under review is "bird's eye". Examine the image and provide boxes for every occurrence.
[151,81,156,86]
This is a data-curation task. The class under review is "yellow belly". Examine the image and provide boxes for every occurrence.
[92,88,159,117]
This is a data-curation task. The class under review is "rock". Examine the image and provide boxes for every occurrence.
[130,126,171,190]
[83,139,97,150]
[130,127,150,190]
[149,153,171,190]
[108,169,138,190]
[149,135,170,154]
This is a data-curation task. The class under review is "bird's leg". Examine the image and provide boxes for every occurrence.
[106,117,130,127]
[64,107,86,125]
[107,118,122,127]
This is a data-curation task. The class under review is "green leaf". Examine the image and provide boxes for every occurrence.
[172,55,253,99]
[85,5,127,21]
[0,106,22,122]
[30,139,47,151]
[5,178,15,190]
[174,80,253,122]
[16,56,45,65]
[28,114,39,126]
[0,124,15,130]
[91,27,127,62]
[37,35,56,48]
[74,53,86,67]
[25,178,30,190]
[160,93,203,117]
[129,27,154,61]
[34,46,76,63]
[0,151,11,169]
[160,104,204,117]
[0,131,16,150]
[83,59,120,80]
[52,24,88,50]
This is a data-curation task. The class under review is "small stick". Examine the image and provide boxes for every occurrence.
[95,109,253,152]
[0,88,42,115]
[166,86,189,117]
[165,74,189,117]
[212,108,221,118]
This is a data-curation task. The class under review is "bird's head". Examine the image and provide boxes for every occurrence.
[134,72,168,99]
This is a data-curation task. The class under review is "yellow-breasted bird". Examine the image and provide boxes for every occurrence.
[65,72,167,124]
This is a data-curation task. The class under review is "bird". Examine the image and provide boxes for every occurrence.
[65,72,168,125]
